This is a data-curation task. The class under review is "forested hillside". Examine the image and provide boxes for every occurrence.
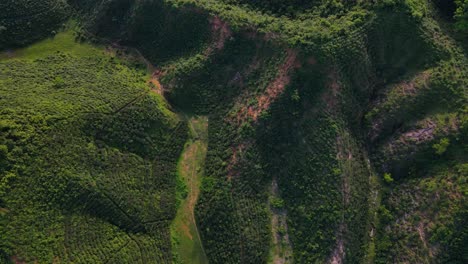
[0,0,69,49]
[0,0,466,263]
[0,21,187,263]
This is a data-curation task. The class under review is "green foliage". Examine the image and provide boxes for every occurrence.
[167,35,268,114]
[0,0,69,49]
[270,197,284,209]
[375,165,467,263]
[405,0,429,19]
[433,138,451,155]
[220,0,318,17]
[0,30,186,262]
[291,89,301,102]
[1,0,466,262]
[256,65,371,263]
[383,173,394,184]
[165,33,290,264]
[52,76,65,89]
[0,145,7,161]
[455,0,468,31]
[73,0,211,64]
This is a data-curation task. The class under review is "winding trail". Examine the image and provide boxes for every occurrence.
[171,116,209,264]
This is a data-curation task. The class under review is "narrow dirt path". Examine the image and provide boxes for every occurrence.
[171,116,209,264]
[269,179,293,264]
[363,157,382,264]
[108,39,211,264]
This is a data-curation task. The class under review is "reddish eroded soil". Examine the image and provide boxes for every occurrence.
[149,70,164,95]
[104,16,231,96]
[404,71,431,93]
[11,256,26,264]
[417,221,432,256]
[235,49,300,124]
[204,16,232,56]
[104,43,165,95]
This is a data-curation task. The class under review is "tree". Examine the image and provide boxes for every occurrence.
[0,145,7,160]
[0,145,7,171]
[433,138,450,155]
[383,173,394,184]
[53,76,65,88]
[455,0,468,31]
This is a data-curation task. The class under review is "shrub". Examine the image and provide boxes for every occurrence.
[383,173,394,184]
[455,0,468,31]
[433,138,450,155]
[271,197,285,209]
[0,145,7,160]
[53,76,65,89]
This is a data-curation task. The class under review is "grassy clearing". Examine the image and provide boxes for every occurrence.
[171,116,209,264]
[0,24,103,61]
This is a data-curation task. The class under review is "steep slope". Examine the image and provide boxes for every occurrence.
[0,0,466,263]
[160,1,466,263]
[0,28,187,263]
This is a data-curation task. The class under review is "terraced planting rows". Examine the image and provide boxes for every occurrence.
[0,27,187,263]
[0,0,68,49]
[0,0,467,263]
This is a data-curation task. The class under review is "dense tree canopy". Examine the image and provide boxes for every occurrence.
[455,0,468,31]
[0,0,68,49]
[0,0,466,263]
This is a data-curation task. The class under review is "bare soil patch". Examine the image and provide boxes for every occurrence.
[236,49,299,124]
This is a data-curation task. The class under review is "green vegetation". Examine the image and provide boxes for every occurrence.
[0,0,467,263]
[70,0,211,64]
[0,26,102,60]
[375,165,467,263]
[171,116,209,264]
[433,138,451,155]
[179,36,284,264]
[270,197,284,209]
[0,26,187,262]
[383,173,394,184]
[0,0,68,49]
[455,0,468,31]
